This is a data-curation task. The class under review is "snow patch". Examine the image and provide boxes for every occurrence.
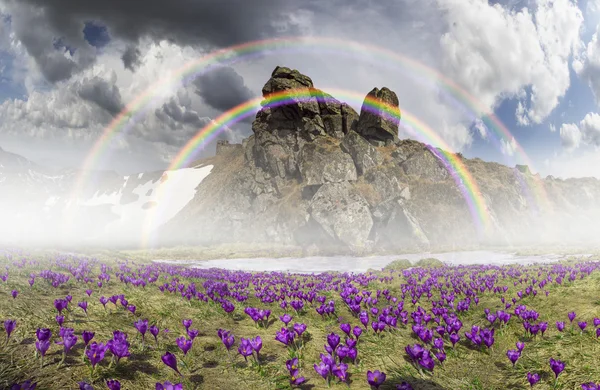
[84,165,213,242]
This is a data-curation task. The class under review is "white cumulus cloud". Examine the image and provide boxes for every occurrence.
[438,0,583,125]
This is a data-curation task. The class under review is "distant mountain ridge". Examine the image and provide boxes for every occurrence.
[1,66,600,252]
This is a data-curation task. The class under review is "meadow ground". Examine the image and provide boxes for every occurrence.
[0,250,599,390]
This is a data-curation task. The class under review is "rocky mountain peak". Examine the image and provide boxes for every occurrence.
[248,66,404,186]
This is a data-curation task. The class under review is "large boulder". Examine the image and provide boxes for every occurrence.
[250,67,361,179]
[372,198,430,249]
[262,66,314,95]
[340,130,383,175]
[298,137,357,185]
[356,87,401,141]
[308,181,373,250]
[401,147,449,182]
[363,168,410,205]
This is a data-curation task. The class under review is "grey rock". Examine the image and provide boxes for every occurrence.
[372,198,430,249]
[309,181,373,250]
[363,168,409,205]
[341,103,359,134]
[401,148,449,182]
[298,137,357,185]
[341,131,383,175]
[356,87,401,141]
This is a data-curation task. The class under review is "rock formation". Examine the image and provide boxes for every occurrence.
[4,65,600,253]
[160,66,600,253]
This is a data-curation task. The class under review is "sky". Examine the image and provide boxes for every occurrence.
[0,0,600,178]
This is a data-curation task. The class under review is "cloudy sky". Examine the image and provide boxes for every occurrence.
[0,0,599,177]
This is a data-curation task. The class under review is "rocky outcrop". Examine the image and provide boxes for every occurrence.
[308,181,373,250]
[158,65,600,253]
[249,66,362,182]
[340,131,383,175]
[356,87,401,142]
[298,137,357,185]
[401,147,449,182]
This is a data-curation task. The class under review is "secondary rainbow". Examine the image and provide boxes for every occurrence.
[141,88,494,247]
[68,36,549,219]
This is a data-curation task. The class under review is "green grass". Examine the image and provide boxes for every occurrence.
[0,254,599,389]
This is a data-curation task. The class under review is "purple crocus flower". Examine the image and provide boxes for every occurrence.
[340,323,351,336]
[86,342,107,369]
[280,314,292,326]
[78,382,93,390]
[293,323,307,336]
[556,321,565,332]
[56,330,78,366]
[155,382,183,390]
[516,341,525,352]
[549,358,565,379]
[10,380,37,390]
[4,319,16,345]
[289,368,306,386]
[99,296,109,309]
[161,352,181,375]
[449,332,460,346]
[85,289,93,297]
[581,383,600,390]
[78,301,88,316]
[238,338,253,361]
[579,321,588,332]
[527,372,540,387]
[367,370,386,389]
[36,328,52,342]
[150,325,160,343]
[134,319,148,342]
[332,363,349,382]
[314,361,330,380]
[106,379,121,390]
[353,326,363,339]
[218,329,235,350]
[176,336,193,355]
[187,328,199,340]
[396,382,414,390]
[55,315,64,327]
[127,305,136,315]
[593,318,600,327]
[249,336,262,357]
[82,331,95,346]
[507,350,520,366]
[568,312,577,323]
[182,319,192,330]
[327,333,341,350]
[54,299,68,314]
[11,290,18,299]
[107,331,130,363]
[35,339,50,358]
[435,350,446,364]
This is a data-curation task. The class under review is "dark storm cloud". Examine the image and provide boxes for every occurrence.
[3,0,305,78]
[193,66,256,112]
[121,46,142,72]
[76,76,124,116]
[5,2,98,83]
[155,96,208,130]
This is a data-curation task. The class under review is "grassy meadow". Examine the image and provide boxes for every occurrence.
[0,250,599,390]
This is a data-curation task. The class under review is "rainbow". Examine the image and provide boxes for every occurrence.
[67,36,550,208]
[141,88,494,247]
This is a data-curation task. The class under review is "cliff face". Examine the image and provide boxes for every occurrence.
[162,66,600,253]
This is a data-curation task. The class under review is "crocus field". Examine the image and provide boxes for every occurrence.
[1,251,600,390]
